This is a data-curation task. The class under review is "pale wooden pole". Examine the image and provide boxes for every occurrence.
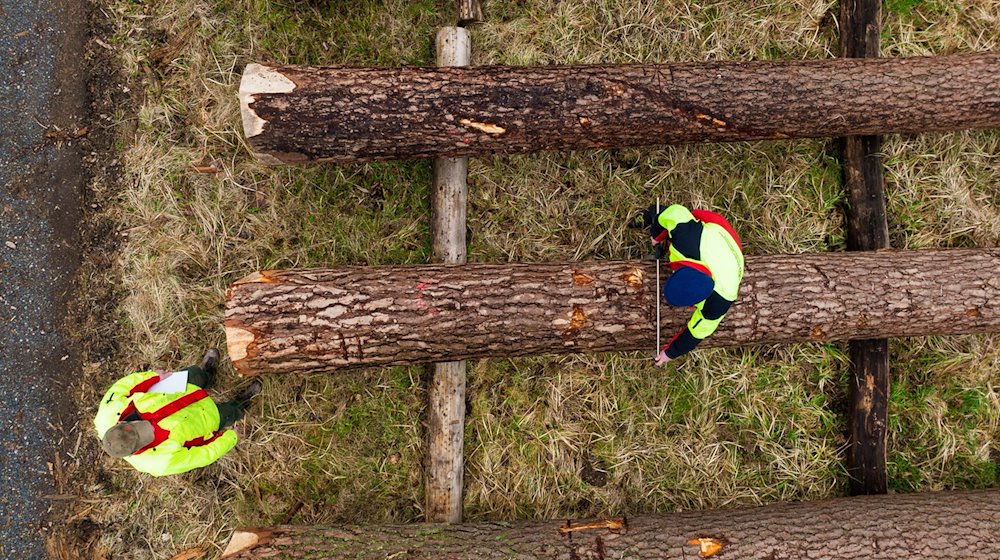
[425,26,471,524]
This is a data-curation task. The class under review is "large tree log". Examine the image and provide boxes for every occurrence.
[224,248,1000,376]
[238,52,1000,164]
[839,0,890,496]
[425,26,472,524]
[220,489,1000,559]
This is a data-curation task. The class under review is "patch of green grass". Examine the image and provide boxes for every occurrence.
[886,0,925,15]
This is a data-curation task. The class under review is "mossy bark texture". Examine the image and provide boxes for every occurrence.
[239,52,1000,163]
[224,249,1000,376]
[221,489,1000,559]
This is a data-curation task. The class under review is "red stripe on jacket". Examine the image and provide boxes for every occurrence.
[691,209,742,251]
[183,430,225,449]
[120,389,211,455]
[670,259,714,278]
[662,328,684,352]
[127,375,160,397]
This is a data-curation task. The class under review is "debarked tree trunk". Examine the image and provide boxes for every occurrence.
[224,248,1000,376]
[220,489,1000,559]
[238,52,1000,164]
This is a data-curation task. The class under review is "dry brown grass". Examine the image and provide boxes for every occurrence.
[78,0,1000,558]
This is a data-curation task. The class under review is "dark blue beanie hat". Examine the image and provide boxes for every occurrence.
[663,266,715,307]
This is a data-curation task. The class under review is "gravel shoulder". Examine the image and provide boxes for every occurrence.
[0,0,87,557]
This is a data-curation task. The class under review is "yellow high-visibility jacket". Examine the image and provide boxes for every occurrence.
[654,204,744,358]
[94,371,237,476]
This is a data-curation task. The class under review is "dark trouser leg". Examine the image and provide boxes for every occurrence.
[217,401,246,429]
[183,365,214,389]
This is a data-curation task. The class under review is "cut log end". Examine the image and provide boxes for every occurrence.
[233,270,279,286]
[225,326,256,372]
[221,529,269,558]
[239,63,296,140]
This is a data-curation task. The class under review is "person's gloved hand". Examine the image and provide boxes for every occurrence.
[654,351,672,366]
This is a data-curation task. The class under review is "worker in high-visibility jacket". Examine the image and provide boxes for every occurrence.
[94,349,261,476]
[642,203,744,365]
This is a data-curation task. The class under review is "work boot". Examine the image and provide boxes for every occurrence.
[232,380,262,409]
[200,348,221,374]
[217,381,262,429]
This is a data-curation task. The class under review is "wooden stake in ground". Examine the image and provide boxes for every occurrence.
[219,489,1000,559]
[457,0,482,26]
[839,0,890,496]
[237,52,1000,164]
[224,249,1000,376]
[425,26,471,525]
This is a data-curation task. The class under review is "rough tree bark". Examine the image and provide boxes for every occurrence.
[220,489,1000,559]
[237,52,1000,164]
[425,26,471,525]
[839,0,890,496]
[223,249,1000,376]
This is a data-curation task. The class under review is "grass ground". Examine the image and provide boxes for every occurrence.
[74,1,999,558]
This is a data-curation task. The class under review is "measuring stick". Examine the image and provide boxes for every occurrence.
[655,197,661,355]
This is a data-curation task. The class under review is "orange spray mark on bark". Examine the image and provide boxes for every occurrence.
[687,537,725,558]
[620,267,645,289]
[573,271,595,285]
[567,306,587,332]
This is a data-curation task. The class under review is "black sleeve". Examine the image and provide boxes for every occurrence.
[664,328,702,359]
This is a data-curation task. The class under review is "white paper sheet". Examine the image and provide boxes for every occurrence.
[147,370,189,394]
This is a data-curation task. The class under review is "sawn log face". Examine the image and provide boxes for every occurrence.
[239,52,1000,163]
[224,249,1000,376]
[220,489,1000,559]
